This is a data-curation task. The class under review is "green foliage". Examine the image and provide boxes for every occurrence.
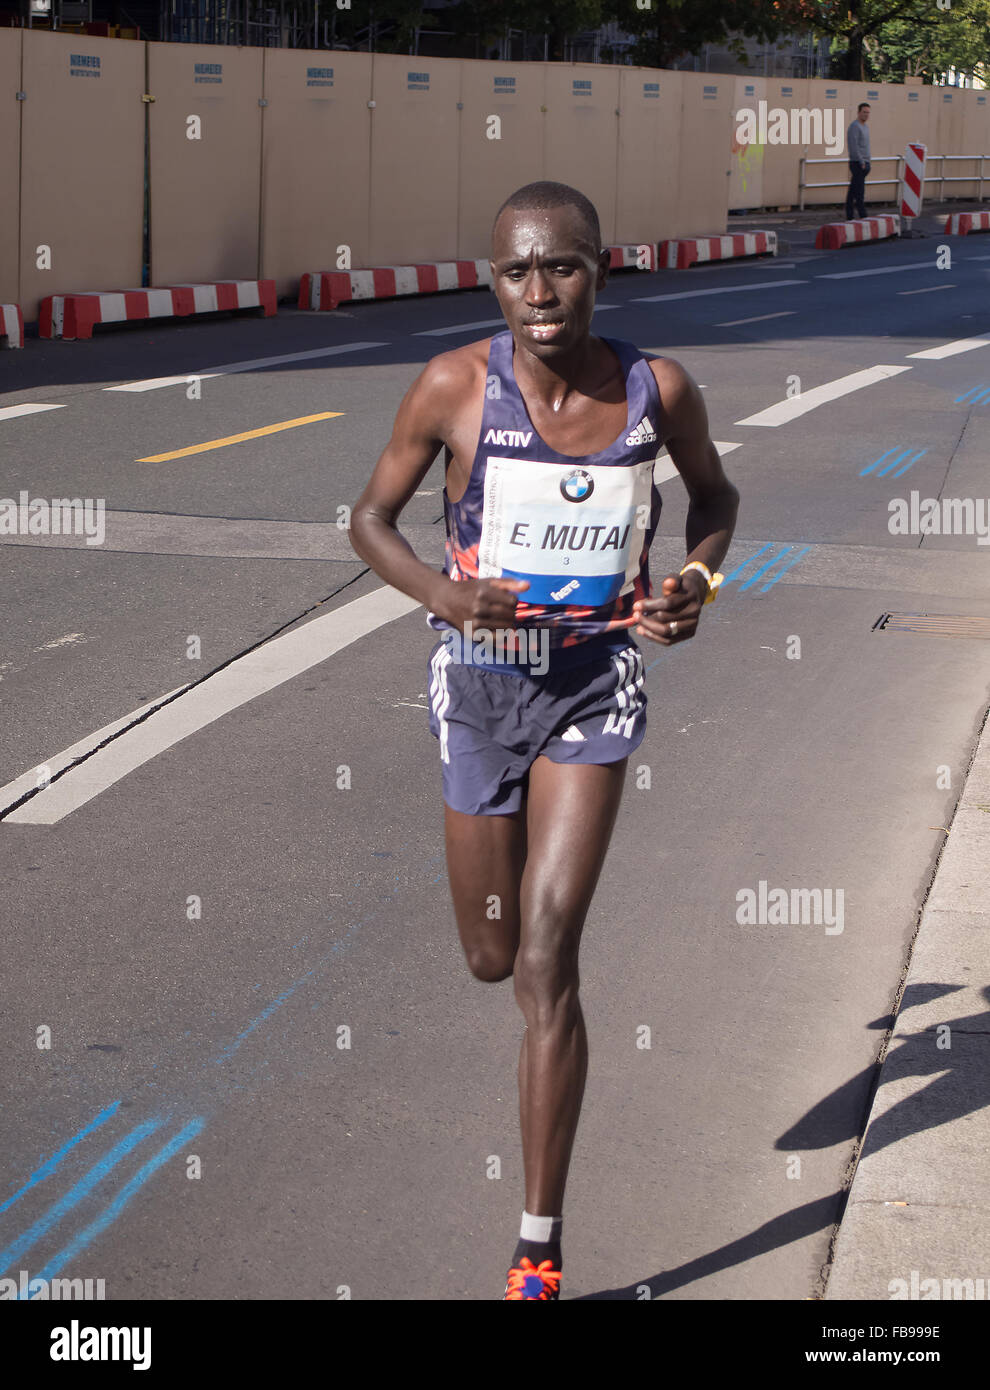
[868,0,990,82]
[285,0,990,82]
[770,0,990,81]
[598,0,791,68]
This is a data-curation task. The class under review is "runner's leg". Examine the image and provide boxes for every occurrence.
[444,803,527,981]
[514,755,628,1215]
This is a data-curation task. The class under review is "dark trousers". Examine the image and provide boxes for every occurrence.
[846,160,870,220]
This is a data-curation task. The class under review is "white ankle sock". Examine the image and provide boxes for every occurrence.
[520,1210,563,1243]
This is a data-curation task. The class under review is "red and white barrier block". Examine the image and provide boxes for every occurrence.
[39,281,277,340]
[607,244,657,272]
[814,215,900,250]
[299,260,493,312]
[657,230,777,270]
[1,302,24,349]
[942,211,990,236]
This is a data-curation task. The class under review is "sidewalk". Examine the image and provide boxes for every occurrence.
[825,697,990,1300]
[729,199,988,255]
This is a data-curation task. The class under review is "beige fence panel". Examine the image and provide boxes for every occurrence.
[543,63,621,246]
[455,60,544,261]
[260,50,372,297]
[367,53,460,265]
[675,72,732,235]
[148,41,263,285]
[19,31,143,323]
[616,66,680,244]
[729,76,767,211]
[0,30,22,306]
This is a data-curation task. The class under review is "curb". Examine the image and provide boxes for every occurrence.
[607,243,657,271]
[38,281,277,340]
[825,698,990,1300]
[297,244,661,311]
[658,230,777,269]
[815,215,900,250]
[298,260,493,312]
[1,302,24,349]
[942,211,990,236]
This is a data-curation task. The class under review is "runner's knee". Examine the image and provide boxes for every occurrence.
[512,937,580,1013]
[465,943,516,983]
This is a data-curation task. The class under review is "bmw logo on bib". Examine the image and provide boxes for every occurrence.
[561,469,594,502]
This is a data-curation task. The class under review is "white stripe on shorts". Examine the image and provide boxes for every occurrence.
[429,642,453,764]
[602,647,645,739]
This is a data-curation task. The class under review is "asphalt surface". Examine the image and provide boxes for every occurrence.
[2,212,989,1301]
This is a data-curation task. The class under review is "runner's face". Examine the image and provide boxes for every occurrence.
[490,206,606,357]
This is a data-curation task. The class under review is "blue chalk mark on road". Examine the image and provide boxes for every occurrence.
[211,910,371,1064]
[888,450,926,479]
[724,543,810,592]
[876,449,922,478]
[860,447,898,476]
[0,1117,163,1275]
[757,546,811,591]
[738,547,795,592]
[722,543,773,584]
[860,447,926,478]
[644,543,810,671]
[2,847,436,1288]
[211,973,318,1065]
[0,1101,120,1217]
[955,384,990,405]
[23,1117,206,1295]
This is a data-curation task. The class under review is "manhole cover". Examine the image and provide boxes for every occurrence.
[873,612,990,640]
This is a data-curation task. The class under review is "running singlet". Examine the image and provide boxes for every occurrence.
[426,330,664,669]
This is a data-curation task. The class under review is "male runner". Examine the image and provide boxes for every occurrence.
[349,181,739,1300]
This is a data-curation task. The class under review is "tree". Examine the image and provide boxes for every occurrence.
[444,0,606,61]
[867,0,990,83]
[766,0,990,81]
[598,0,793,69]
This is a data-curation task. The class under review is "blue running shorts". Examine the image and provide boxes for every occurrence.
[426,638,647,816]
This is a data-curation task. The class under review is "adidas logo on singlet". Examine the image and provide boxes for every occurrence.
[484,428,533,448]
[625,416,657,446]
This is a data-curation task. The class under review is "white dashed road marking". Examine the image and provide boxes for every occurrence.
[0,404,67,422]
[735,365,912,427]
[714,311,797,327]
[907,333,990,360]
[654,442,742,484]
[413,305,620,337]
[2,588,419,824]
[632,280,807,303]
[0,685,191,817]
[103,342,389,392]
[815,261,945,280]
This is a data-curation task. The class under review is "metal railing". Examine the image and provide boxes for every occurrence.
[799,153,989,209]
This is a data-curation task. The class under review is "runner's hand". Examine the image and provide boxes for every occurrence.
[631,571,707,645]
[437,576,530,634]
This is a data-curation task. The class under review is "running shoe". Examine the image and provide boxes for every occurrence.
[503,1256,561,1300]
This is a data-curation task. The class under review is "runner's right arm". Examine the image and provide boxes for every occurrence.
[349,353,527,632]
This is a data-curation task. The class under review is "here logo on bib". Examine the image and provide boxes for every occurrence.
[477,454,655,607]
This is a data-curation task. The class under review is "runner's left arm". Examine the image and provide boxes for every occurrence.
[632,358,739,645]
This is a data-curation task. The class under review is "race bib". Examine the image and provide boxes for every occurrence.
[477,455,655,606]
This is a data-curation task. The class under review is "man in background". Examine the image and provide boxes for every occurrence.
[846,102,871,220]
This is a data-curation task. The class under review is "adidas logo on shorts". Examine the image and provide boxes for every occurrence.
[625,416,657,446]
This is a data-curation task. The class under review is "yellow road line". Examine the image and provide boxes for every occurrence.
[137,412,344,462]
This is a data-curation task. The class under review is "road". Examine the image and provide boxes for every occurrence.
[2,222,989,1300]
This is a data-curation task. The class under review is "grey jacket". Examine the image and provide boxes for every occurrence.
[848,119,871,164]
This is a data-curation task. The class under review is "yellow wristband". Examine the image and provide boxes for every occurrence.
[681,562,724,604]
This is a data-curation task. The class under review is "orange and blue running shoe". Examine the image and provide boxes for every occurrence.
[504,1256,562,1300]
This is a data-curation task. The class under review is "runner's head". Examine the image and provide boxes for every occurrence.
[490,182,609,358]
